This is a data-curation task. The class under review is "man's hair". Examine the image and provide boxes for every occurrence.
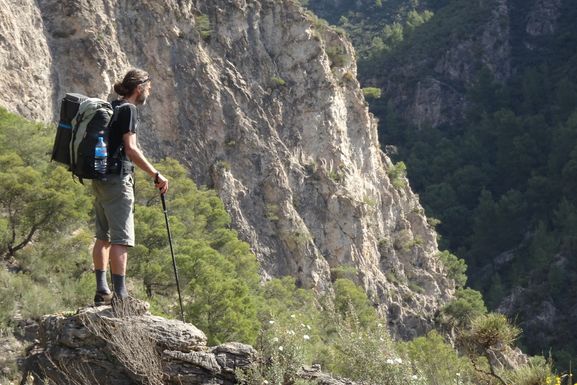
[114,69,150,97]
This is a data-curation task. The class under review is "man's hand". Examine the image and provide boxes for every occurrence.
[154,172,169,194]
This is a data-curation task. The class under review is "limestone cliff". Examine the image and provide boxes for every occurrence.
[0,0,454,337]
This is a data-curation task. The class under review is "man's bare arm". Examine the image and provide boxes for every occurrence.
[123,132,168,194]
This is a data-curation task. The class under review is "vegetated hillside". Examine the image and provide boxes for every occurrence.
[307,0,577,366]
[0,108,547,385]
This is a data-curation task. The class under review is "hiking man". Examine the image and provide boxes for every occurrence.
[92,68,168,305]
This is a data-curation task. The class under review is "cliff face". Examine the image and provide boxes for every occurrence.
[0,0,454,337]
[353,0,564,129]
[371,0,512,129]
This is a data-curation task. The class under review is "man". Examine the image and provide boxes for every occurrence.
[92,68,168,305]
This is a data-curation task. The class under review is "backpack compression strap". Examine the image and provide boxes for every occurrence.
[69,98,113,176]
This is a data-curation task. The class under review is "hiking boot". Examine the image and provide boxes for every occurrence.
[111,294,150,317]
[93,291,113,306]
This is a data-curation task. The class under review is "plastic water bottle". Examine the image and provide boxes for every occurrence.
[94,136,108,178]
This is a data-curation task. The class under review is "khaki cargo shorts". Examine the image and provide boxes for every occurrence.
[92,174,135,247]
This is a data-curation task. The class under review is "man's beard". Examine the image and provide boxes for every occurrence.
[137,92,148,105]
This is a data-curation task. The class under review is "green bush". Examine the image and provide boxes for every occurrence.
[387,161,407,189]
[237,313,316,385]
[400,331,475,385]
[326,46,349,68]
[196,14,212,40]
[362,87,382,99]
[323,317,419,385]
[0,108,91,261]
[440,287,487,328]
[459,313,521,354]
[271,76,286,87]
[437,250,468,287]
[333,278,378,328]
[503,356,554,385]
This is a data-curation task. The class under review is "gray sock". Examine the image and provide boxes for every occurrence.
[95,270,110,294]
[112,274,128,298]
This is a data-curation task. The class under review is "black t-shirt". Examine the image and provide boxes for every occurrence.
[108,100,138,159]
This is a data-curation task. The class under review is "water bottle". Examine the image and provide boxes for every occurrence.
[94,136,108,179]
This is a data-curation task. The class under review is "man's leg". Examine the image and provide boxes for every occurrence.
[92,239,111,294]
[110,244,129,298]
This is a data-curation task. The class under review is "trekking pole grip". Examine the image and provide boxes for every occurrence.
[160,191,167,212]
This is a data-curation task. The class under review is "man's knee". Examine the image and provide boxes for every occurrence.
[95,238,111,248]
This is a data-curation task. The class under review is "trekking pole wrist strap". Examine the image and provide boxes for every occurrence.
[154,171,160,184]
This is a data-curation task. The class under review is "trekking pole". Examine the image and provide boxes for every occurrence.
[160,192,185,322]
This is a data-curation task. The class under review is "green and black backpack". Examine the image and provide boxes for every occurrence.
[51,93,117,180]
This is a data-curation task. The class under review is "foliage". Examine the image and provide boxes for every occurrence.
[333,278,379,328]
[271,76,286,87]
[305,0,577,365]
[387,161,407,189]
[440,287,487,328]
[325,46,350,68]
[459,313,521,354]
[196,14,212,40]
[237,313,316,385]
[437,250,467,287]
[502,356,554,385]
[362,86,382,99]
[400,330,475,385]
[0,108,90,260]
[131,160,261,345]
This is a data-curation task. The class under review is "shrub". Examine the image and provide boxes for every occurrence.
[459,313,521,354]
[440,287,487,328]
[322,316,420,385]
[196,14,212,40]
[362,87,382,99]
[333,278,378,329]
[236,314,315,385]
[400,331,475,385]
[437,250,468,287]
[271,76,286,87]
[330,265,357,282]
[387,161,407,189]
[326,46,349,68]
[503,356,554,385]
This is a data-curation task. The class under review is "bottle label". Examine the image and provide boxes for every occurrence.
[95,148,107,158]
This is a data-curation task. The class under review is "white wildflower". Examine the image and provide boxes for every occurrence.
[273,337,279,342]
[290,314,296,318]
[287,330,295,335]
[412,375,418,380]
[279,346,284,351]
[303,334,310,340]
[395,357,403,364]
[269,320,275,324]
[386,358,395,365]
[306,324,311,330]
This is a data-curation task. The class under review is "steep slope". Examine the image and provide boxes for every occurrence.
[307,0,577,362]
[0,0,454,338]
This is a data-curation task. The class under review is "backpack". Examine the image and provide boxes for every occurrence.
[51,93,116,180]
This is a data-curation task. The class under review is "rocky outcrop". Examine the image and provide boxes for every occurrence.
[22,306,256,385]
[0,0,454,338]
